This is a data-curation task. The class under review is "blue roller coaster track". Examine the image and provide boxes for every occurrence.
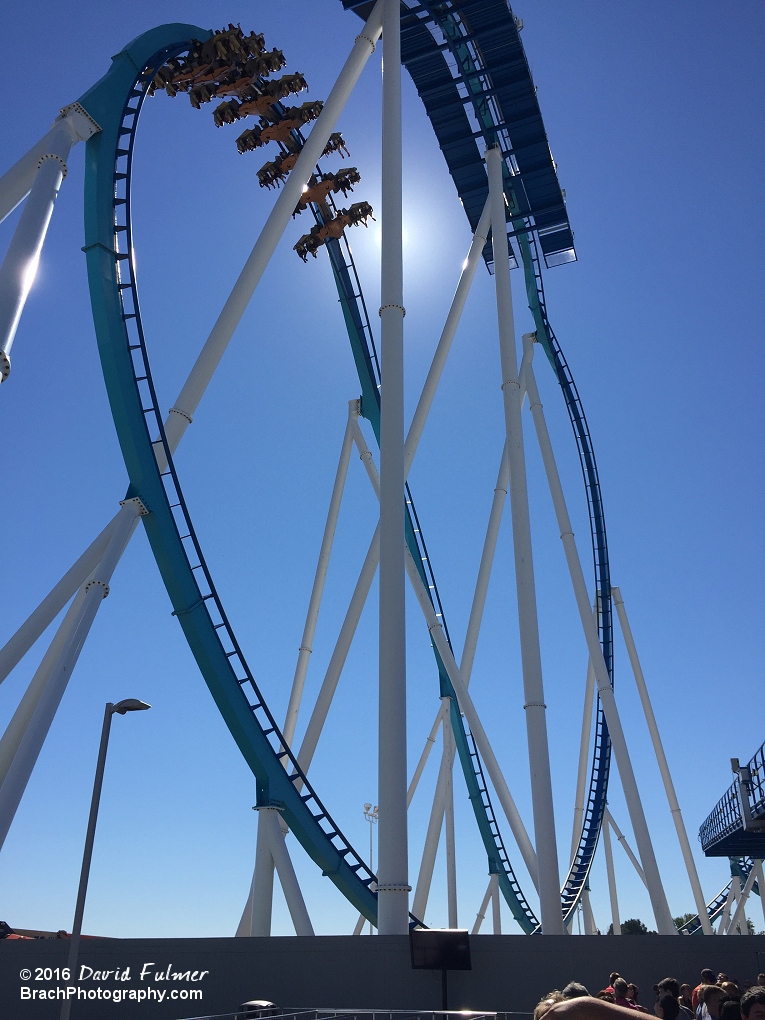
[69,4,720,933]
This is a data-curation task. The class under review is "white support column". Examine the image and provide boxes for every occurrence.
[0,500,144,851]
[264,810,315,936]
[491,873,502,934]
[727,865,756,935]
[444,717,458,928]
[296,524,379,776]
[282,402,357,747]
[604,808,647,887]
[247,810,276,937]
[602,815,621,935]
[521,334,676,935]
[472,879,493,934]
[376,0,409,937]
[0,118,80,383]
[612,585,713,933]
[486,145,562,934]
[0,514,119,688]
[581,888,598,935]
[570,656,596,862]
[753,860,765,927]
[161,2,384,454]
[404,545,539,888]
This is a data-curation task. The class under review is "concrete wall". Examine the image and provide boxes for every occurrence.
[2,934,764,1020]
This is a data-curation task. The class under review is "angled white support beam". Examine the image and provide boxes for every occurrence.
[753,860,765,927]
[471,878,493,934]
[0,500,144,851]
[161,1,384,454]
[403,199,491,476]
[244,807,277,937]
[522,334,676,935]
[612,585,712,933]
[352,912,366,935]
[0,514,118,688]
[460,443,509,686]
[296,524,379,777]
[408,702,446,807]
[718,876,738,934]
[282,401,358,747]
[726,866,756,935]
[581,888,598,935]
[403,543,538,889]
[444,717,458,927]
[602,815,621,935]
[570,656,596,863]
[264,809,314,936]
[491,873,502,933]
[604,807,646,887]
[412,720,451,921]
[486,145,561,933]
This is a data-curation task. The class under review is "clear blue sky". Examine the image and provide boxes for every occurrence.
[0,0,763,939]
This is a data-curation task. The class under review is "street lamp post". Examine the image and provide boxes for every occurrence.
[363,803,378,934]
[60,699,150,1020]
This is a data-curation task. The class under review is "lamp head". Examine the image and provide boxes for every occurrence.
[112,699,151,715]
[364,803,372,813]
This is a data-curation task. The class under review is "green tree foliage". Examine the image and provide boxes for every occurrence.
[606,917,657,934]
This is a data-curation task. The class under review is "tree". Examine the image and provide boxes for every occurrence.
[606,917,657,934]
[673,913,697,930]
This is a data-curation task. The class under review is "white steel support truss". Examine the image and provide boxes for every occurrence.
[602,813,621,935]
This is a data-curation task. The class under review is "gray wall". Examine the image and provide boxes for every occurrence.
[2,934,764,1020]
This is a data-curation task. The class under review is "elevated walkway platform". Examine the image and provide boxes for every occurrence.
[699,741,765,857]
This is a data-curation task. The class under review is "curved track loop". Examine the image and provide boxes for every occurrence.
[77,24,382,926]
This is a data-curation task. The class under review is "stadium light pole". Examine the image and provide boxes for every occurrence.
[60,699,150,1020]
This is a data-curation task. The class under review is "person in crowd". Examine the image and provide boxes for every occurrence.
[719,978,731,988]
[701,985,727,1020]
[547,998,660,1020]
[658,978,694,1020]
[606,975,622,995]
[721,985,740,999]
[681,988,694,1012]
[655,994,681,1020]
[695,973,719,1011]
[534,990,566,1020]
[563,984,591,999]
[741,988,765,1020]
[720,1001,742,1020]
[614,979,639,1010]
[599,993,616,1004]
[757,977,765,990]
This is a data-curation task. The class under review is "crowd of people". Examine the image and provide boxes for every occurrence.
[534,970,765,1020]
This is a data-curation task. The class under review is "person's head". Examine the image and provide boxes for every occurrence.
[628,985,640,1003]
[599,992,615,1003]
[534,991,565,1020]
[702,972,718,985]
[562,983,590,1000]
[741,988,765,1020]
[757,977,765,990]
[610,974,622,986]
[720,1001,742,1020]
[614,979,630,998]
[656,994,681,1020]
[659,979,681,999]
[722,984,740,998]
[719,977,731,987]
[682,987,693,1000]
[704,987,727,1020]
